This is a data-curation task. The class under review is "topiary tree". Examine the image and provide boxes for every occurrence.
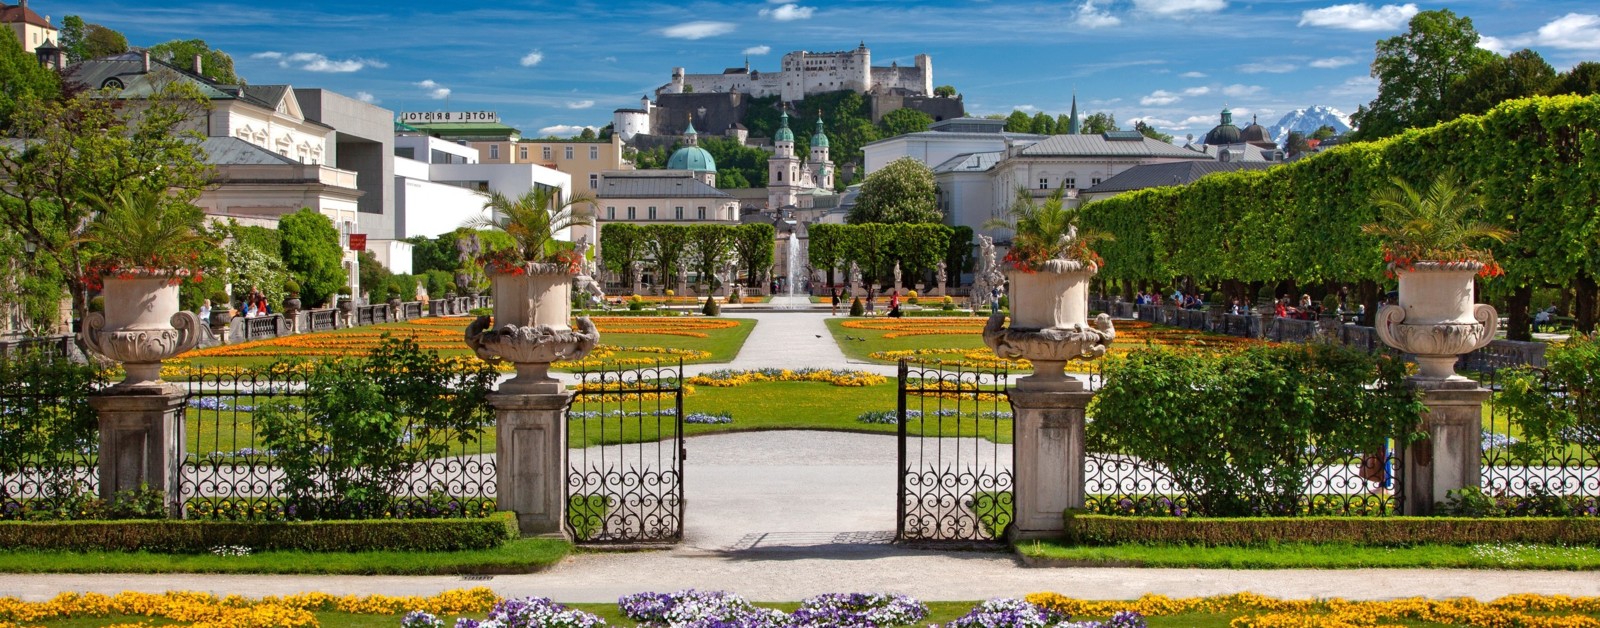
[849,157,940,224]
[278,208,347,307]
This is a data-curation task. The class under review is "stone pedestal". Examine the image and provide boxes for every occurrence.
[1007,386,1093,540]
[1402,380,1491,515]
[89,389,186,516]
[491,392,571,536]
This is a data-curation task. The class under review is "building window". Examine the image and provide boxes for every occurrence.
[543,146,552,160]
[607,207,615,220]
[590,146,599,160]
[1038,177,1049,190]
[489,144,500,160]
[519,146,528,160]
[589,174,599,189]
[565,146,574,159]
[674,206,684,220]
[1064,177,1077,190]
[697,207,707,220]
[1091,177,1102,187]
[627,207,636,220]
[648,207,657,220]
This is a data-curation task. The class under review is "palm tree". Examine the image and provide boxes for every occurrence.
[466,186,597,262]
[1361,170,1511,260]
[984,185,1111,267]
[86,185,208,268]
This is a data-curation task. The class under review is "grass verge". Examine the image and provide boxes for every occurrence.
[0,537,570,575]
[1016,539,1600,569]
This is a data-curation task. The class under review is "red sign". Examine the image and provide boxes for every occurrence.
[349,234,367,251]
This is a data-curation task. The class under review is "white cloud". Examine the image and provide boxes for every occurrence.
[743,45,772,55]
[661,21,736,39]
[1014,104,1038,112]
[1074,0,1121,28]
[1132,0,1227,17]
[1477,35,1510,55]
[601,56,618,63]
[566,100,595,109]
[1330,75,1379,98]
[356,91,377,104]
[539,124,597,137]
[1140,89,1182,106]
[1238,61,1296,74]
[1182,86,1211,96]
[1128,116,1178,127]
[416,79,451,100]
[1310,56,1357,68]
[252,51,381,73]
[1298,3,1418,32]
[759,3,815,21]
[1530,13,1600,51]
[1179,114,1217,126]
[1180,71,1207,78]
[1222,84,1264,98]
[520,50,544,67]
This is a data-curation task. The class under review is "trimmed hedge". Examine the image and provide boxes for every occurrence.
[0,512,516,553]
[1062,513,1600,547]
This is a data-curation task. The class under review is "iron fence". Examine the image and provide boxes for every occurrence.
[565,361,685,544]
[0,388,98,519]
[897,359,1013,543]
[179,371,496,520]
[1481,370,1599,511]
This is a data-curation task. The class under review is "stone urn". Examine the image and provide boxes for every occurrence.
[208,307,233,335]
[466,263,600,394]
[81,272,204,390]
[282,295,301,332]
[337,296,354,314]
[387,296,403,319]
[983,259,1115,391]
[1376,261,1497,382]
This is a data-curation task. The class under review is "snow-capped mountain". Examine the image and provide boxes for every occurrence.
[1268,106,1352,147]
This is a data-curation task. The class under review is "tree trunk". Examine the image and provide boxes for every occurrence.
[1558,285,1573,317]
[1358,279,1380,327]
[1506,284,1533,341]
[1577,274,1598,334]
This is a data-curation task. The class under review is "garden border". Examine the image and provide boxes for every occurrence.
[1060,513,1600,547]
[0,512,516,553]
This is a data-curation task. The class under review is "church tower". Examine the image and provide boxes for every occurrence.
[768,111,799,208]
[809,113,833,191]
[1067,92,1081,134]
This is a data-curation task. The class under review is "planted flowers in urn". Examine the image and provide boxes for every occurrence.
[982,186,1115,391]
[80,187,212,390]
[463,187,600,394]
[1364,171,1511,382]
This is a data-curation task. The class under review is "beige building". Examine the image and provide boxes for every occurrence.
[1,0,55,53]
[470,134,631,194]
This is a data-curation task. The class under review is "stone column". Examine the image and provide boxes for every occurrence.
[89,391,186,516]
[1008,386,1093,540]
[491,392,571,536]
[1402,380,1491,515]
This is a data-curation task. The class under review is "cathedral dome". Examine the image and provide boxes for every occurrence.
[810,117,830,148]
[774,111,795,143]
[1203,107,1242,145]
[668,145,716,172]
[1240,115,1272,145]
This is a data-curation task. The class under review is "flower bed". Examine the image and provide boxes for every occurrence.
[1060,514,1600,547]
[688,368,887,388]
[856,319,1260,372]
[0,513,516,553]
[1027,592,1600,628]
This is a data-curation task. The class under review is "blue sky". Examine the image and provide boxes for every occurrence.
[49,0,1600,138]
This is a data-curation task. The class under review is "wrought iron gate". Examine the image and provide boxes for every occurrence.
[565,362,685,544]
[896,359,1013,543]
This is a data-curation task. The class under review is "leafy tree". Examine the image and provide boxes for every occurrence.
[1549,61,1600,97]
[700,136,768,189]
[0,30,59,130]
[1311,125,1338,140]
[687,225,734,288]
[578,127,597,140]
[70,21,128,61]
[1284,131,1312,155]
[879,107,933,136]
[1081,112,1118,134]
[278,208,347,307]
[1056,113,1075,133]
[1349,9,1495,140]
[948,225,974,274]
[57,16,85,60]
[934,85,957,98]
[357,251,391,301]
[1443,48,1557,119]
[147,39,240,83]
[644,224,692,289]
[220,224,289,307]
[732,223,775,287]
[1004,110,1033,133]
[1135,120,1174,143]
[1030,111,1056,135]
[629,144,672,170]
[598,223,647,280]
[849,157,940,224]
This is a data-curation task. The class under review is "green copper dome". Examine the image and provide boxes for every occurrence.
[774,111,795,143]
[668,145,716,172]
[810,117,829,148]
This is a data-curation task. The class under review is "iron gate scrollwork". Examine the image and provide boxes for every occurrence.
[897,359,1013,543]
[565,361,685,544]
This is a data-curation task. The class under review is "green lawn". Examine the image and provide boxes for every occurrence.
[1018,539,1600,570]
[0,538,570,575]
[825,316,989,364]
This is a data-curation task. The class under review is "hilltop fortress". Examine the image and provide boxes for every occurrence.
[657,43,933,102]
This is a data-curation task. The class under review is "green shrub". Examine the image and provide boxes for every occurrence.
[209,291,231,308]
[0,512,515,553]
[0,349,104,484]
[701,296,720,317]
[1088,344,1423,516]
[469,307,492,317]
[1497,335,1600,445]
[1061,513,1600,547]
[728,291,743,305]
[849,296,865,317]
[941,295,955,311]
[998,294,1010,310]
[284,279,301,296]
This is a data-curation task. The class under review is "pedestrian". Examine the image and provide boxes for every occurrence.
[990,286,1001,313]
[199,299,211,322]
[866,286,877,316]
[887,290,901,318]
[831,285,841,316]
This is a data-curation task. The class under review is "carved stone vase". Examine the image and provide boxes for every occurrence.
[466,263,600,394]
[81,273,204,390]
[1375,261,1497,382]
[983,259,1115,391]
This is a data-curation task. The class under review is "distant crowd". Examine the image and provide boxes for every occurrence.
[1133,290,1365,320]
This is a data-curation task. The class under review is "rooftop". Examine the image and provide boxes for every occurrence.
[597,171,734,200]
[0,1,52,28]
[1016,133,1213,160]
[931,151,1003,174]
[1083,160,1276,195]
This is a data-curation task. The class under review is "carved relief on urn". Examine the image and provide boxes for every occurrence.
[81,273,204,390]
[465,263,600,394]
[1375,261,1497,381]
[982,260,1114,391]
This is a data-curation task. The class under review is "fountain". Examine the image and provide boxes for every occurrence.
[787,231,800,297]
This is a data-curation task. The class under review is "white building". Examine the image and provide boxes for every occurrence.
[1,0,54,54]
[862,117,1044,175]
[658,43,931,102]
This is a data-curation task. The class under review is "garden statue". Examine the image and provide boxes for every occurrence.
[676,258,690,297]
[630,261,644,295]
[849,261,862,297]
[972,235,997,311]
[893,262,902,295]
[935,260,948,297]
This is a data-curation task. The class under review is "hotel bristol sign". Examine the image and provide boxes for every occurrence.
[400,111,499,124]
